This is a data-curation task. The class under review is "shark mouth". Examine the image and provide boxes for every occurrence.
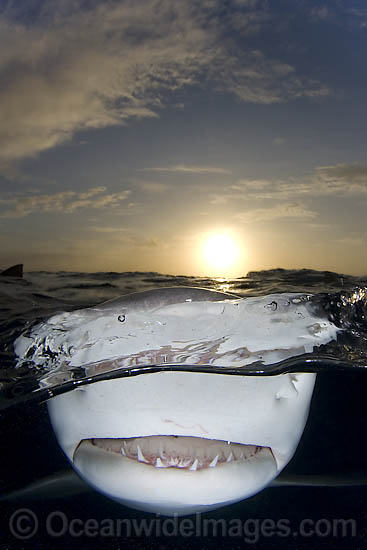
[80,436,274,471]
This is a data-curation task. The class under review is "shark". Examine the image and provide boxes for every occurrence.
[14,287,341,515]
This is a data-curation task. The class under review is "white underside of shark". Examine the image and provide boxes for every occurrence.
[14,287,340,515]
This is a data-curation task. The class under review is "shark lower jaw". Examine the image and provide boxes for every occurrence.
[73,435,278,515]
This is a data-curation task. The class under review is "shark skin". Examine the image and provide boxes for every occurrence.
[15,287,340,515]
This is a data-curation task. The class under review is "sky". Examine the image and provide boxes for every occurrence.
[0,0,367,277]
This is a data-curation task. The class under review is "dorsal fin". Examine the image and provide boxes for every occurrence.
[0,264,23,278]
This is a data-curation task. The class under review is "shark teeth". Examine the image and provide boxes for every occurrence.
[226,452,233,463]
[91,436,271,471]
[209,454,219,468]
[155,457,165,468]
[137,445,149,464]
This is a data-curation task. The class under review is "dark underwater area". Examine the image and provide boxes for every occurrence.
[1,268,367,549]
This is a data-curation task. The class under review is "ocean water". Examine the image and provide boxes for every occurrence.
[1,269,367,549]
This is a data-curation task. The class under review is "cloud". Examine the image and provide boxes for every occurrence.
[138,182,170,193]
[0,186,130,218]
[227,178,311,200]
[210,194,231,205]
[210,179,283,203]
[346,8,367,28]
[315,163,367,190]
[142,164,232,175]
[333,236,367,247]
[210,163,367,203]
[86,226,167,250]
[308,6,331,21]
[306,4,367,29]
[0,1,215,167]
[0,0,331,171]
[304,0,367,30]
[88,226,129,234]
[229,0,271,34]
[215,50,331,104]
[235,203,317,223]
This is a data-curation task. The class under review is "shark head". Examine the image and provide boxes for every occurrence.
[15,287,339,515]
[48,371,316,515]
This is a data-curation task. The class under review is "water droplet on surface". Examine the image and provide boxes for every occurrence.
[118,314,126,322]
[265,301,277,311]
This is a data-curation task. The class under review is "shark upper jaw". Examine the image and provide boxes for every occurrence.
[73,435,278,515]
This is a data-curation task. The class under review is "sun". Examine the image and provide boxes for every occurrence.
[201,232,240,275]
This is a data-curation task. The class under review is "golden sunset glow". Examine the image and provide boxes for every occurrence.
[201,232,240,275]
